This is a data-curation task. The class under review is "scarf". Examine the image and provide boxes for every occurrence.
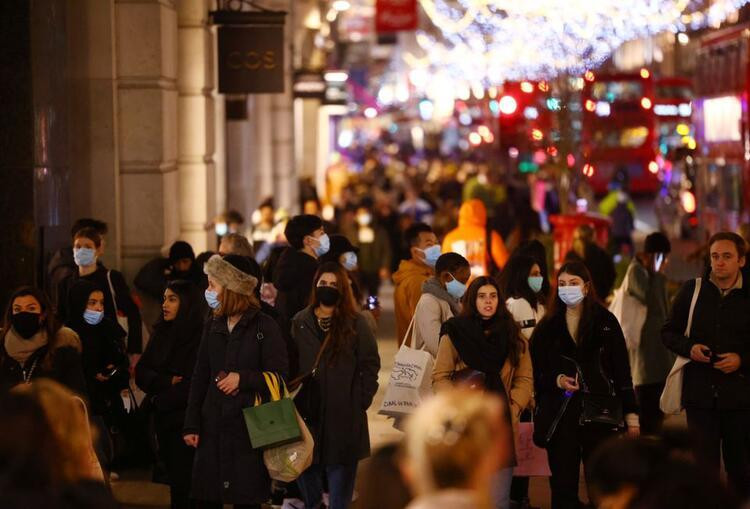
[4,328,48,365]
[421,277,461,315]
[440,316,509,395]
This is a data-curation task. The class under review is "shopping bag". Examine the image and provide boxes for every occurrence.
[263,406,314,482]
[514,422,551,477]
[378,316,434,418]
[243,373,301,450]
[609,264,647,350]
[660,278,701,415]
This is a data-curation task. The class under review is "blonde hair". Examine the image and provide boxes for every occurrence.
[405,389,508,496]
[13,379,98,483]
[215,287,260,317]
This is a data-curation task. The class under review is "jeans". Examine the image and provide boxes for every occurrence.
[492,467,514,509]
[297,463,358,509]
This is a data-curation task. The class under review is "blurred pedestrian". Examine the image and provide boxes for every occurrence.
[403,389,512,509]
[398,187,434,225]
[462,165,507,224]
[136,280,203,509]
[442,199,508,277]
[251,198,277,249]
[617,232,674,434]
[357,443,412,509]
[58,227,144,356]
[565,224,616,302]
[349,203,391,298]
[218,233,254,258]
[662,232,750,497]
[433,277,532,509]
[292,262,380,509]
[412,253,470,357]
[393,223,440,345]
[531,260,639,509]
[273,215,329,326]
[0,286,86,395]
[183,254,288,508]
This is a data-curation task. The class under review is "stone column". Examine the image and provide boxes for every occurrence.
[177,0,216,253]
[114,0,179,278]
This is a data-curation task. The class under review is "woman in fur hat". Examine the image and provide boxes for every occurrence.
[183,254,288,508]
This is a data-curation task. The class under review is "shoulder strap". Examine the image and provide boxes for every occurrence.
[402,313,417,348]
[685,277,702,338]
[106,270,119,311]
[289,323,333,389]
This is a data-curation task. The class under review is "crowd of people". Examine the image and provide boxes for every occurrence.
[2,156,750,509]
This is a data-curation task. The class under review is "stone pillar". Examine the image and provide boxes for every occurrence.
[114,0,179,278]
[177,0,216,253]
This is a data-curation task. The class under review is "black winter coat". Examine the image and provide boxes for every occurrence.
[530,304,637,447]
[565,245,616,301]
[273,248,319,324]
[0,327,88,397]
[291,308,380,465]
[183,309,288,505]
[662,277,750,409]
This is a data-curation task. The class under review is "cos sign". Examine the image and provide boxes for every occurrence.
[217,23,285,94]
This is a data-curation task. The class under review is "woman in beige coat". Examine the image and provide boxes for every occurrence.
[433,276,533,509]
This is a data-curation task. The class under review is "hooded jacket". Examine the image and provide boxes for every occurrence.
[411,277,460,357]
[393,259,434,344]
[442,200,508,276]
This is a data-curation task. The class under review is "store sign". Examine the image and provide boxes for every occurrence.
[704,96,742,142]
[375,0,418,33]
[217,25,284,94]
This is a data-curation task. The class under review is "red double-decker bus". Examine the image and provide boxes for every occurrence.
[693,23,750,236]
[581,70,661,195]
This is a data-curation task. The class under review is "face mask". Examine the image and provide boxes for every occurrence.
[215,222,228,236]
[316,286,340,306]
[528,276,544,293]
[558,286,585,307]
[73,247,97,267]
[313,233,330,257]
[357,213,372,226]
[420,245,441,267]
[83,309,104,325]
[204,289,220,310]
[342,252,358,271]
[11,312,42,339]
[446,274,467,299]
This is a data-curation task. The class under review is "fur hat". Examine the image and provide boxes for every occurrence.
[204,254,258,296]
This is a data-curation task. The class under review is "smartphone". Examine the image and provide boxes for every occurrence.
[105,366,119,378]
[703,348,721,364]
[215,370,239,396]
[654,253,665,272]
[367,296,379,311]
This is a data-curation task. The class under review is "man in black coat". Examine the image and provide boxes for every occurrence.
[662,231,750,497]
[273,215,329,325]
[565,224,616,301]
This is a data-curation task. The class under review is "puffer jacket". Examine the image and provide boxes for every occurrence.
[442,200,508,276]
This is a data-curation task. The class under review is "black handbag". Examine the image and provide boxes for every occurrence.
[563,352,624,431]
[288,331,332,426]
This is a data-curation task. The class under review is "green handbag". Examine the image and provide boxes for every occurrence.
[243,372,302,450]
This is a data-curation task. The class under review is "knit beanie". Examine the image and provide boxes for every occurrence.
[204,254,258,296]
[169,241,196,263]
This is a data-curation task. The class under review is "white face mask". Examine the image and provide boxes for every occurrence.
[558,285,585,307]
[342,251,358,271]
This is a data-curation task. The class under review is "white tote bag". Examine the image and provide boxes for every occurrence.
[609,264,648,350]
[378,316,434,418]
[660,277,701,415]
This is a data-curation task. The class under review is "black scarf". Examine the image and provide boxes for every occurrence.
[440,315,510,395]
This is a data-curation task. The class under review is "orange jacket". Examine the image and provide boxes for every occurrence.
[442,199,508,276]
[392,258,434,344]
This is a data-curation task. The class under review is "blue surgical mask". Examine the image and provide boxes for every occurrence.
[204,289,220,310]
[446,274,467,300]
[558,286,585,307]
[73,247,97,267]
[83,309,104,325]
[420,245,441,267]
[314,233,330,257]
[342,251,358,271]
[528,276,544,293]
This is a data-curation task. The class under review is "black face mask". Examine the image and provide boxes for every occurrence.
[11,312,42,339]
[316,286,340,307]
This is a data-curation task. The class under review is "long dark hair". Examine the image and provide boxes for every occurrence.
[460,276,523,367]
[515,239,550,298]
[156,280,204,334]
[2,286,62,344]
[311,262,359,362]
[497,254,542,310]
[545,260,598,346]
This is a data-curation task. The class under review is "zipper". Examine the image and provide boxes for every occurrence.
[544,393,572,444]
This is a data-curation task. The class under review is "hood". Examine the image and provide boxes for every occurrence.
[458,199,487,228]
[274,248,319,291]
[67,279,106,326]
[421,276,461,315]
[392,259,433,284]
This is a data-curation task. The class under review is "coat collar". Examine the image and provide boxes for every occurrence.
[209,308,261,335]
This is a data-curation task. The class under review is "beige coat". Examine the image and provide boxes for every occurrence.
[432,333,533,454]
[410,293,454,357]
